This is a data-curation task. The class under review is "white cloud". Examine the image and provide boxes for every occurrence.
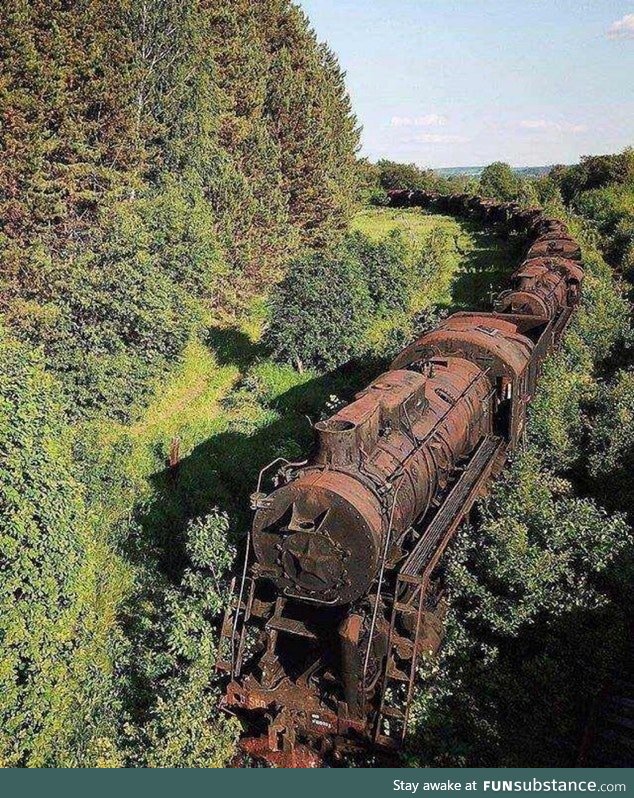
[520,119,550,129]
[519,119,587,134]
[607,13,634,39]
[401,132,470,144]
[567,124,588,134]
[390,114,448,128]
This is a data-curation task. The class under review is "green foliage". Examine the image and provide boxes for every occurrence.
[0,0,362,769]
[0,328,124,766]
[121,511,239,767]
[478,161,520,202]
[548,149,634,267]
[355,159,386,205]
[0,0,361,420]
[552,148,634,203]
[264,246,373,371]
[264,215,484,370]
[375,159,443,192]
[266,5,361,248]
[588,369,634,477]
[573,185,634,265]
[527,231,631,469]
[347,230,412,314]
[12,197,211,421]
[408,447,632,767]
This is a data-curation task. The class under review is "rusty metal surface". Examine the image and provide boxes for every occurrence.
[252,363,491,607]
[391,312,535,381]
[526,234,582,261]
[496,256,584,319]
[221,190,585,766]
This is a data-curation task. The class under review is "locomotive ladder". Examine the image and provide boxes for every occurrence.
[216,574,256,677]
[374,434,505,748]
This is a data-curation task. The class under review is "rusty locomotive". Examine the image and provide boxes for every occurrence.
[217,191,584,767]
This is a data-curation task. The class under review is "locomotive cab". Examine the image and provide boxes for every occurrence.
[391,313,535,448]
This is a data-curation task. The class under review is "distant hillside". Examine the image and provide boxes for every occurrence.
[436,165,555,178]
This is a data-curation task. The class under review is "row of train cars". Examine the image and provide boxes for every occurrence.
[217,190,586,767]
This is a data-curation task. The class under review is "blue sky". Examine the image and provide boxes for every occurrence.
[298,1,634,168]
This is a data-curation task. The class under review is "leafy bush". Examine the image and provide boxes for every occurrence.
[265,247,373,371]
[479,162,520,201]
[121,511,239,767]
[347,230,412,314]
[408,447,632,767]
[375,159,442,191]
[8,199,207,422]
[588,369,634,477]
[573,185,634,265]
[0,329,123,766]
[527,230,631,468]
[552,148,634,203]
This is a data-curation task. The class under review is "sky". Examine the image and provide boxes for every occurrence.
[298,1,634,168]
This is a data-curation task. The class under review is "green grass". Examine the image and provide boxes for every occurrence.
[352,207,460,245]
[354,206,524,314]
[87,208,519,567]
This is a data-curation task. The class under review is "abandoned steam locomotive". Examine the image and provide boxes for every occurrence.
[217,191,584,766]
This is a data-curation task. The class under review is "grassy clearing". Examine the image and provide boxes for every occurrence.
[352,207,459,244]
[354,206,523,314]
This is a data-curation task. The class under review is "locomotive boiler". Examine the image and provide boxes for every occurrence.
[218,190,584,767]
[252,361,492,607]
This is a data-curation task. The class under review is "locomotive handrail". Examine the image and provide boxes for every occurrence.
[231,456,309,676]
[362,474,406,693]
[230,527,252,678]
[254,456,308,497]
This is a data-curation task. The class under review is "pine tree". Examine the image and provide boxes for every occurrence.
[264,2,361,248]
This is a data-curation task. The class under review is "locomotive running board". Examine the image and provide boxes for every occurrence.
[401,434,505,580]
[374,434,506,748]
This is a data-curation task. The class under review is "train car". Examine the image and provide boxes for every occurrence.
[495,257,584,319]
[532,216,569,237]
[526,232,582,261]
[392,313,535,447]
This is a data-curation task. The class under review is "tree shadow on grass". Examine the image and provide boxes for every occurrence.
[205,325,264,370]
[448,223,527,313]
[125,355,383,582]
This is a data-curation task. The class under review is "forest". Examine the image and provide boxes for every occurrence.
[0,0,632,768]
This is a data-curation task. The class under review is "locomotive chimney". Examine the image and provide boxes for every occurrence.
[314,394,380,467]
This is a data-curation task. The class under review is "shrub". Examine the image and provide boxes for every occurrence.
[479,162,520,202]
[376,159,439,191]
[588,369,634,477]
[265,247,373,371]
[6,195,215,422]
[527,231,631,468]
[347,230,412,314]
[0,329,123,766]
[408,447,632,766]
[120,511,239,767]
[554,148,634,202]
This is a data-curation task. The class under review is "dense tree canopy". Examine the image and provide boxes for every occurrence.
[0,0,361,767]
[0,0,361,420]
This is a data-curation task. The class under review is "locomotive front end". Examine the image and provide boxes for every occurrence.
[252,469,384,605]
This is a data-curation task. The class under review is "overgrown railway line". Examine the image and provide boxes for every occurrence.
[217,190,586,766]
